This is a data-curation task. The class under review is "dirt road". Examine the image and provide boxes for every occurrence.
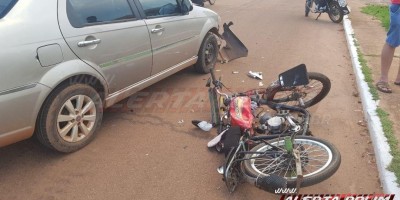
[0,0,381,199]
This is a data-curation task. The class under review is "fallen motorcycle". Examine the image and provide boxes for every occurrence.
[201,65,340,193]
[208,64,331,128]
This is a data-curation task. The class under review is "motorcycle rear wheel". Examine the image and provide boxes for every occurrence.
[266,72,331,108]
[328,1,343,23]
[242,136,341,188]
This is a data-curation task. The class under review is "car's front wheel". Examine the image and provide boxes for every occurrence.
[194,32,218,74]
[36,83,103,153]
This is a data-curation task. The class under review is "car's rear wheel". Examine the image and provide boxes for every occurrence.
[194,32,218,74]
[36,83,103,153]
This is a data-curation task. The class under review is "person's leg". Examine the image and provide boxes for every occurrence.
[394,61,400,84]
[380,43,396,83]
[377,4,400,92]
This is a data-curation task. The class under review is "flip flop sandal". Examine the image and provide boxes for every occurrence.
[376,81,392,93]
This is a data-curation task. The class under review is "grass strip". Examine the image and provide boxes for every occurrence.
[361,5,390,31]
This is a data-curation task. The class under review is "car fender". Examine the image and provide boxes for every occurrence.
[197,15,220,50]
[38,59,109,96]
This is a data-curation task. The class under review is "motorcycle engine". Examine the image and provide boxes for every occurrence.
[255,111,287,134]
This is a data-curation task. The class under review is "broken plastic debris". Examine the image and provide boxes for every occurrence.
[192,120,212,131]
[259,82,264,87]
[215,69,221,72]
[232,71,239,74]
[207,129,228,147]
[248,71,263,80]
[178,120,184,124]
[357,120,366,127]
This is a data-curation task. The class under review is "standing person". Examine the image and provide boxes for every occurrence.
[376,0,400,93]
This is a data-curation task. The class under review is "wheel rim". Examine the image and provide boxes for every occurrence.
[249,139,333,179]
[57,95,97,143]
[272,78,324,106]
[205,42,216,66]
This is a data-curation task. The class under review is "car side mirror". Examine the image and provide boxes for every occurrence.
[180,0,193,15]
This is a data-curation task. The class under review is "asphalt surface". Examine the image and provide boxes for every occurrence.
[0,0,382,199]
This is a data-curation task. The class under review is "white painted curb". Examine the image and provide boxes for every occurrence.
[343,15,400,197]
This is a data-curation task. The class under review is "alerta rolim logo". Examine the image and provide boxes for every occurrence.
[280,194,395,200]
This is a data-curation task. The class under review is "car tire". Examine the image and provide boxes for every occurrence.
[36,83,103,153]
[194,32,218,74]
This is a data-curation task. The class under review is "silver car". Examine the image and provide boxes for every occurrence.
[0,0,220,152]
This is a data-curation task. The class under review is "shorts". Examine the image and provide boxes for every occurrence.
[386,4,400,47]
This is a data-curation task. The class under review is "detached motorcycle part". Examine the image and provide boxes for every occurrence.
[218,22,248,63]
[278,64,309,87]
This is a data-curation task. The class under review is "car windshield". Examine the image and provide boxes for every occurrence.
[0,0,17,19]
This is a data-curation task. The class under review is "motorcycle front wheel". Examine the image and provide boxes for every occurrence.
[242,136,341,188]
[266,72,331,108]
[305,0,314,17]
[328,1,343,23]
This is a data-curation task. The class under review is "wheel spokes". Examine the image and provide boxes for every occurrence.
[81,101,94,115]
[59,122,75,137]
[58,114,75,123]
[250,139,332,179]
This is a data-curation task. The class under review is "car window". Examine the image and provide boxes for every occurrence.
[0,0,17,19]
[67,0,136,28]
[138,0,181,18]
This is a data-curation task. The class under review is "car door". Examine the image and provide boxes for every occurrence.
[135,0,200,75]
[58,0,153,93]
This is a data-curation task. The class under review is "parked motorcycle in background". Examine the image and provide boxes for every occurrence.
[192,0,216,7]
[305,0,350,23]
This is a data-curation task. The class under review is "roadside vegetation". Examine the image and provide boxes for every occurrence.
[361,5,390,30]
[360,4,400,184]
[353,39,379,100]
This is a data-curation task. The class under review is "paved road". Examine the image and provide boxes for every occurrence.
[0,0,382,199]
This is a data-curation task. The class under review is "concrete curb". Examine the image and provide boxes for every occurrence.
[343,15,400,197]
